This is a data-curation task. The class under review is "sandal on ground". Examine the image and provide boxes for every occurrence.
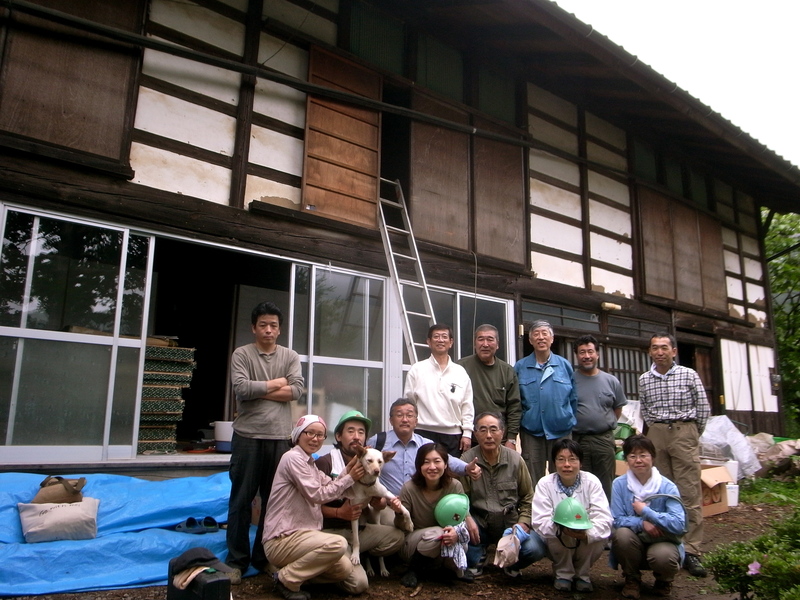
[175,517,205,534]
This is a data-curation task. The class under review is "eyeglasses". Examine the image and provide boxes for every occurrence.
[302,431,326,440]
[554,456,580,465]
[627,453,652,461]
[430,334,451,341]
[476,426,502,435]
[392,412,416,420]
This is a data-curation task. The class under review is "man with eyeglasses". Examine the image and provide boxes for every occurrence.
[460,412,546,577]
[366,398,481,499]
[226,301,305,582]
[638,332,710,578]
[404,323,474,457]
[458,324,521,450]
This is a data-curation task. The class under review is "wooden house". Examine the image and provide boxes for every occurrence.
[0,0,796,466]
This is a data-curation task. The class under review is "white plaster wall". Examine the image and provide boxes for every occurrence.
[253,34,309,128]
[527,82,577,126]
[531,253,584,287]
[149,0,245,56]
[727,275,744,300]
[530,178,581,219]
[741,236,760,256]
[258,32,309,78]
[587,141,626,171]
[587,171,629,206]
[590,232,632,269]
[590,266,634,298]
[747,308,767,327]
[263,0,337,45]
[245,176,301,209]
[721,227,738,248]
[743,256,763,280]
[589,199,631,237]
[249,125,304,175]
[723,250,741,274]
[130,143,232,204]
[142,47,241,105]
[134,88,237,155]
[531,215,582,255]
[529,151,580,187]
[585,112,626,149]
[746,282,765,305]
[528,114,578,155]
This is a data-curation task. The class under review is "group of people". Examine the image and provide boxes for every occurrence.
[222,302,712,600]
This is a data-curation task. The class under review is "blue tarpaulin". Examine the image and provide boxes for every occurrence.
[0,472,254,596]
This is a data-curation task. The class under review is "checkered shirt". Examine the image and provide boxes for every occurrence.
[638,363,711,434]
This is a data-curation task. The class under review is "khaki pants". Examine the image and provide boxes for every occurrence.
[264,530,368,593]
[546,535,605,583]
[612,526,681,583]
[322,522,405,557]
[647,422,703,555]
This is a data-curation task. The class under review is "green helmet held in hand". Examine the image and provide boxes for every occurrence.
[435,493,470,527]
[553,497,592,530]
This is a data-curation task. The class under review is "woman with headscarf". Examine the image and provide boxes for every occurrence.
[530,438,612,593]
[262,415,369,600]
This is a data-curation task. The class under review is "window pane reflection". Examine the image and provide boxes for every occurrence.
[310,364,381,444]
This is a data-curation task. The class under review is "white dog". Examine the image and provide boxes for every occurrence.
[344,445,414,577]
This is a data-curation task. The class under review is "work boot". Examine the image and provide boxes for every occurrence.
[683,553,708,577]
[653,579,673,597]
[621,576,641,600]
[273,573,310,600]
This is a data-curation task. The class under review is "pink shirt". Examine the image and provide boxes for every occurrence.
[262,445,355,542]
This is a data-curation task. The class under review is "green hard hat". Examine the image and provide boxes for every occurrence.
[334,410,372,436]
[434,493,470,527]
[553,497,592,530]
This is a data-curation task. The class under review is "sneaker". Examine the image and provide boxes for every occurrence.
[465,567,483,578]
[554,578,572,592]
[575,580,593,593]
[456,570,475,583]
[225,568,241,586]
[273,573,309,600]
[503,566,521,578]
[653,580,673,597]
[621,577,641,600]
[683,553,708,577]
[400,569,419,588]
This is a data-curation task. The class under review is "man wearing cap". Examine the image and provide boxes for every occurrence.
[226,301,304,580]
[315,411,405,567]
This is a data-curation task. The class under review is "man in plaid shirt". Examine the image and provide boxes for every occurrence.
[638,332,711,578]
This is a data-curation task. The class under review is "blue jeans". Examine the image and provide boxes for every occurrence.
[466,522,547,570]
[225,434,290,571]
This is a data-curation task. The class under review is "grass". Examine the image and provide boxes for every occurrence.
[739,473,800,506]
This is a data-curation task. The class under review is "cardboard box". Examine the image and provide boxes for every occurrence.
[701,465,733,517]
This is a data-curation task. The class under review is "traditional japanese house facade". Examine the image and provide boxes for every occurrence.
[1,0,796,465]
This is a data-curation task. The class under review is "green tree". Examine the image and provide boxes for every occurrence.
[763,210,800,431]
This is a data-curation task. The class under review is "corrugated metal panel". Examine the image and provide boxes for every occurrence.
[350,1,405,76]
[417,34,463,103]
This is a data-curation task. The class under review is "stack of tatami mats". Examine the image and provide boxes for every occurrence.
[138,346,196,453]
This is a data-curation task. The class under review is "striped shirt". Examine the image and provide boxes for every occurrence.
[638,363,711,434]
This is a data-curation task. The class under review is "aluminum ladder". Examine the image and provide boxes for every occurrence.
[377,178,436,363]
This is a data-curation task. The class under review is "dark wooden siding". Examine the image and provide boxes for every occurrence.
[639,186,727,313]
[409,91,470,249]
[0,0,143,162]
[473,116,526,264]
[304,48,381,227]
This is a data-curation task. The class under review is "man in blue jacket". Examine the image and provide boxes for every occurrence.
[514,320,577,484]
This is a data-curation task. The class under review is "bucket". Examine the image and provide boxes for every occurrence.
[614,423,633,440]
[213,421,234,453]
[726,484,739,507]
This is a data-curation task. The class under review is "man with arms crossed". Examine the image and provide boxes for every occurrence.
[639,332,711,578]
[226,301,304,581]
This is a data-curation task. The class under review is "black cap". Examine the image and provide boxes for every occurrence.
[172,547,234,574]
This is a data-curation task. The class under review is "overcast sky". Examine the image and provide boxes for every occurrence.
[552,0,800,168]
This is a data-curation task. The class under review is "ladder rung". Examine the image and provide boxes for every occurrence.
[407,311,432,319]
[392,251,417,262]
[398,279,424,288]
[379,197,402,206]
[385,225,410,235]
